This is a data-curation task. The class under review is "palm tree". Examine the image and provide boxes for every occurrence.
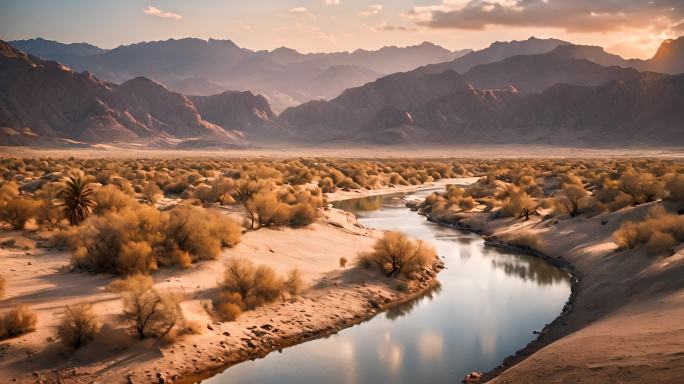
[61,176,95,226]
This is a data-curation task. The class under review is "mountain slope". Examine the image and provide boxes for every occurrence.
[0,40,238,146]
[462,45,646,94]
[8,38,471,111]
[190,91,293,142]
[423,36,570,75]
[281,58,684,146]
[9,37,106,63]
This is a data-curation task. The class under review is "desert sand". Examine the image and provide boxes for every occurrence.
[0,189,443,384]
[432,201,684,383]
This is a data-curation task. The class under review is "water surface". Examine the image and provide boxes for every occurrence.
[204,190,570,384]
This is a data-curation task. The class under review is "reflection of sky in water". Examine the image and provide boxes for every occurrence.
[204,192,570,384]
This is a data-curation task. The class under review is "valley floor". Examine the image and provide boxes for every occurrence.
[439,202,684,383]
[0,188,442,384]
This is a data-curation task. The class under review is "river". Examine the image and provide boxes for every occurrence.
[202,189,570,383]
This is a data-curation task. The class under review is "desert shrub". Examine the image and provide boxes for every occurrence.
[559,183,589,216]
[117,274,184,339]
[498,186,537,220]
[612,206,684,255]
[164,204,241,261]
[213,259,285,320]
[666,173,684,203]
[360,232,436,278]
[0,304,37,340]
[286,203,317,227]
[284,268,305,297]
[57,303,100,349]
[0,198,41,229]
[92,184,136,214]
[339,257,348,268]
[319,177,336,193]
[619,173,665,204]
[72,202,240,275]
[140,181,162,204]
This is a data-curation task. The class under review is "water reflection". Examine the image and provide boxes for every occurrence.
[385,284,442,321]
[203,191,570,384]
[483,248,569,287]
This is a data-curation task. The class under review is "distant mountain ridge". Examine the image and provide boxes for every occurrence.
[8,38,472,112]
[0,40,269,147]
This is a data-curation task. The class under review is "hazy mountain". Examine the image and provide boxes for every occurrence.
[8,38,471,111]
[423,36,571,75]
[462,45,646,94]
[190,91,293,142]
[0,40,240,147]
[281,57,684,146]
[9,37,106,63]
[640,36,684,74]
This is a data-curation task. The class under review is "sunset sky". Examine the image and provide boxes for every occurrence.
[1,0,682,58]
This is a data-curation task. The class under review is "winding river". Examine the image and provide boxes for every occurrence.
[203,189,570,384]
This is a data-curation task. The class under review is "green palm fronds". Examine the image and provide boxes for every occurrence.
[61,176,95,226]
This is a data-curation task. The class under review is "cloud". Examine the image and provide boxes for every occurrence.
[402,0,684,34]
[359,4,383,17]
[143,6,182,20]
[289,6,317,20]
[324,0,340,5]
[373,20,418,32]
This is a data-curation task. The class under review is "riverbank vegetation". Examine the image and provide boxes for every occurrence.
[416,159,684,256]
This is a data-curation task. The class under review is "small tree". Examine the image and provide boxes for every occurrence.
[233,180,261,229]
[57,303,100,349]
[61,176,95,226]
[118,275,182,340]
[561,183,588,217]
[362,232,436,277]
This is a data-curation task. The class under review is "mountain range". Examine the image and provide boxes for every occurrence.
[2,36,684,148]
[9,37,471,112]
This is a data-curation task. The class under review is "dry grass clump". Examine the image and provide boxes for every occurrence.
[114,275,185,340]
[57,303,100,350]
[0,304,37,340]
[359,232,436,278]
[613,206,684,256]
[212,259,304,321]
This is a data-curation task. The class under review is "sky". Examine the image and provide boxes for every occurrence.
[1,0,682,59]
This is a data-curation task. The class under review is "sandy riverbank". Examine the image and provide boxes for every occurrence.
[0,202,443,384]
[427,202,684,383]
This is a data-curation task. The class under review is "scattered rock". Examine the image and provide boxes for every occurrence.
[463,371,482,383]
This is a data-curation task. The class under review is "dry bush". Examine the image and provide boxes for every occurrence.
[118,274,184,339]
[360,232,436,278]
[619,173,665,204]
[92,185,136,214]
[164,204,241,261]
[140,182,163,205]
[559,183,589,216]
[498,185,537,220]
[339,257,348,268]
[72,202,240,275]
[0,304,37,340]
[213,259,285,320]
[0,198,41,229]
[284,268,305,297]
[613,206,684,256]
[666,173,684,203]
[57,303,100,349]
[0,275,5,297]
